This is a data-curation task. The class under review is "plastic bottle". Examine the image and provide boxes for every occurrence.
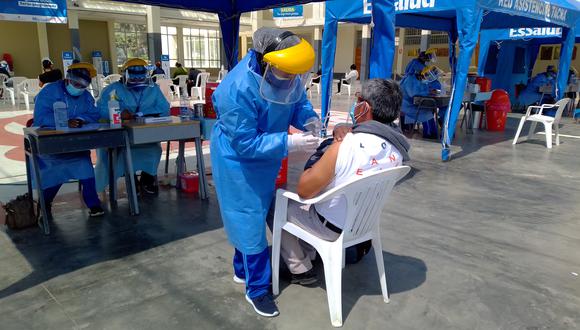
[108,91,121,128]
[179,95,191,121]
[53,101,68,130]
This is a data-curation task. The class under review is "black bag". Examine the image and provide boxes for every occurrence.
[3,193,37,230]
[345,240,373,264]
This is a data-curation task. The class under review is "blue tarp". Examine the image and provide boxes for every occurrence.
[478,23,579,103]
[322,0,580,161]
[114,0,326,69]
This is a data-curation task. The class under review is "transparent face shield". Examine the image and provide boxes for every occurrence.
[66,71,91,90]
[423,68,442,83]
[427,52,437,63]
[260,64,311,104]
[124,66,152,89]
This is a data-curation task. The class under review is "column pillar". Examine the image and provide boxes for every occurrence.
[107,21,118,73]
[68,10,81,61]
[146,6,162,63]
[240,34,248,58]
[420,29,431,51]
[37,23,50,62]
[177,24,185,65]
[360,25,371,81]
[396,28,405,75]
[313,27,322,71]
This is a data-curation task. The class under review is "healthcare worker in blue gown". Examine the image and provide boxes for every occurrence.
[211,28,321,317]
[404,49,436,77]
[95,58,170,195]
[32,62,104,219]
[518,65,557,107]
[400,65,443,139]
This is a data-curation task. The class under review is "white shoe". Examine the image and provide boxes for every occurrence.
[233,275,245,284]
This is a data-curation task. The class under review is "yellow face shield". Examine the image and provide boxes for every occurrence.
[122,58,148,72]
[263,39,315,75]
[67,62,97,78]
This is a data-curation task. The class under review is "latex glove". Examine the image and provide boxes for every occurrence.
[303,117,322,137]
[68,118,84,128]
[287,132,320,153]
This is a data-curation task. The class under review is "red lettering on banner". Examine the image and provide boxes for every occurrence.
[356,168,363,176]
[371,158,379,166]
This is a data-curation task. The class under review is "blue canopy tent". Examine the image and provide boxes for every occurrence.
[320,0,395,130]
[477,23,580,104]
[113,0,327,69]
[323,0,580,161]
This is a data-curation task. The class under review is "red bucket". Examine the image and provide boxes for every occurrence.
[179,171,199,194]
[275,158,288,188]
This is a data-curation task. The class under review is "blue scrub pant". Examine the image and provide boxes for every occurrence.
[233,248,271,299]
[43,178,100,208]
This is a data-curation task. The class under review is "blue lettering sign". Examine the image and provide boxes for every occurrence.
[0,0,67,24]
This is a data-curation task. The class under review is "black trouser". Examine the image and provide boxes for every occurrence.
[337,80,350,93]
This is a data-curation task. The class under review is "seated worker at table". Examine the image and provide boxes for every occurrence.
[272,79,410,284]
[518,65,557,107]
[400,65,443,139]
[95,58,170,195]
[404,49,436,77]
[32,62,105,219]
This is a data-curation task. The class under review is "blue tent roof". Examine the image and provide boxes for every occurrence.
[321,0,580,161]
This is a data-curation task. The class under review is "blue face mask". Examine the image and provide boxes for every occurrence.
[66,83,85,96]
[349,102,357,123]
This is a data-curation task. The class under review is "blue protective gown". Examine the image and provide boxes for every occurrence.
[404,58,426,77]
[400,74,442,124]
[211,50,318,255]
[518,72,555,106]
[32,80,100,189]
[94,82,170,192]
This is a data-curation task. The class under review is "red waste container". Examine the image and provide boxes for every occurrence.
[476,77,492,92]
[180,171,199,194]
[485,89,511,131]
[204,82,219,119]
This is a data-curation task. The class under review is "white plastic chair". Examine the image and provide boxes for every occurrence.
[272,166,411,327]
[7,76,26,106]
[156,78,174,102]
[18,79,41,110]
[175,75,188,99]
[190,72,210,101]
[513,98,570,149]
[308,76,321,98]
[216,69,228,83]
[0,73,11,105]
[103,74,122,87]
[152,73,166,81]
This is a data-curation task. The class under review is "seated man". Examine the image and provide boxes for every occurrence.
[33,62,104,219]
[275,79,410,284]
[186,67,202,97]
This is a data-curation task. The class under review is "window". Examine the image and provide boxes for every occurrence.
[540,46,553,60]
[553,46,561,60]
[161,26,178,66]
[114,23,148,66]
[183,28,221,68]
[484,44,500,75]
[513,47,526,74]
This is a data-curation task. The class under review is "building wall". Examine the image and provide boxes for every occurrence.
[79,20,112,66]
[47,23,72,72]
[0,21,41,78]
[532,44,580,76]
[334,25,356,74]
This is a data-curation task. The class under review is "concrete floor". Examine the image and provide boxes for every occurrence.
[1,111,580,329]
